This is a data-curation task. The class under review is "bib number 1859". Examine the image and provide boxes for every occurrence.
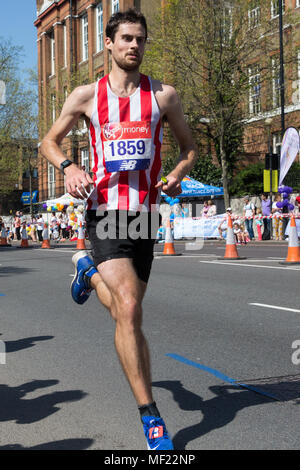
[108,140,146,157]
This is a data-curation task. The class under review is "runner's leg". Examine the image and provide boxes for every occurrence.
[90,270,147,314]
[96,257,153,406]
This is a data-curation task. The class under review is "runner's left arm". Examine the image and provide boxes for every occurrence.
[155,85,198,197]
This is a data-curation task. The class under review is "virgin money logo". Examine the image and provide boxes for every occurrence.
[103,123,123,140]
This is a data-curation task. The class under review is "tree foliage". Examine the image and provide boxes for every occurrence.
[229,162,264,197]
[0,38,38,198]
[141,0,287,205]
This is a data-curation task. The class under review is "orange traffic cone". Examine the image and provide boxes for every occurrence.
[19,223,30,248]
[219,215,246,260]
[161,219,181,256]
[76,222,86,250]
[41,224,51,249]
[280,215,300,265]
[0,226,11,247]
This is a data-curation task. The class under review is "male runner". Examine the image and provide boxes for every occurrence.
[40,9,197,450]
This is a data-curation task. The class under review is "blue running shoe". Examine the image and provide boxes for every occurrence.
[142,416,174,450]
[71,251,98,305]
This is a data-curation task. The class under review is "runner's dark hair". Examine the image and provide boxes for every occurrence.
[106,8,148,42]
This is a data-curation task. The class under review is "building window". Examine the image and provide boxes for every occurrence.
[112,0,119,14]
[82,14,88,61]
[222,3,233,43]
[63,23,67,67]
[272,132,282,155]
[81,147,90,172]
[249,65,261,115]
[96,2,104,52]
[297,0,300,8]
[248,2,260,28]
[271,0,285,18]
[48,163,56,198]
[51,93,56,123]
[50,31,55,76]
[272,57,281,109]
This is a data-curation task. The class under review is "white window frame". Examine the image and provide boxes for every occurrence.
[81,147,90,173]
[271,0,285,19]
[63,23,67,67]
[272,57,281,109]
[222,3,233,43]
[112,0,119,14]
[296,0,300,8]
[96,2,104,52]
[51,93,56,123]
[249,65,261,115]
[272,132,282,156]
[248,5,260,28]
[81,14,88,62]
[50,31,55,76]
[48,163,56,199]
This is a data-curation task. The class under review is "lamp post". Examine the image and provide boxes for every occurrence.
[265,117,273,239]
[279,0,285,140]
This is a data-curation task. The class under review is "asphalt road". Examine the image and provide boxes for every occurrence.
[0,240,299,450]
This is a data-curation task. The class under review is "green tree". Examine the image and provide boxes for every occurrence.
[0,38,38,202]
[142,0,279,207]
[229,162,264,197]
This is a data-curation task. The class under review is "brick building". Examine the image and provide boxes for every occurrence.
[34,1,300,202]
[34,0,161,201]
[243,0,300,174]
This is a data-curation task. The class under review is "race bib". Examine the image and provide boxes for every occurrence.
[101,121,152,172]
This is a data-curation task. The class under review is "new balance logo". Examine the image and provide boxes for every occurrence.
[119,160,137,171]
[149,426,163,439]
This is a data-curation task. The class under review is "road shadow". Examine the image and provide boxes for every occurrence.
[0,379,87,424]
[0,438,94,450]
[0,266,38,276]
[152,379,299,450]
[2,335,54,353]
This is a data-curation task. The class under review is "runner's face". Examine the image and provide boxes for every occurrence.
[107,23,146,72]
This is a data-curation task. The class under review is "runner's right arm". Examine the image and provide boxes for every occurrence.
[40,85,95,199]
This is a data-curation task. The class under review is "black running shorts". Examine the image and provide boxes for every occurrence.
[85,210,161,283]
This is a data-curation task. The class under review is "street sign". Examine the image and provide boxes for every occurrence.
[21,191,38,205]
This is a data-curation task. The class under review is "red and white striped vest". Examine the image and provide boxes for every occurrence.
[87,74,163,212]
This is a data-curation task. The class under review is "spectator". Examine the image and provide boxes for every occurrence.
[14,211,21,240]
[201,200,209,217]
[218,207,233,239]
[58,213,68,240]
[29,217,37,242]
[272,194,284,241]
[233,221,247,245]
[181,203,190,218]
[295,191,300,214]
[36,214,44,242]
[50,212,57,238]
[243,196,255,240]
[207,199,216,217]
[261,193,271,240]
[255,207,263,241]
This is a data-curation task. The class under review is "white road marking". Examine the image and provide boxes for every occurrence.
[38,249,77,253]
[249,303,300,314]
[198,260,300,271]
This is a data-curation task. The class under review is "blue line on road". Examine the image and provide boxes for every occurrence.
[0,294,5,296]
[166,353,279,401]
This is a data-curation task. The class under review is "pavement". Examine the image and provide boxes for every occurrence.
[0,238,299,450]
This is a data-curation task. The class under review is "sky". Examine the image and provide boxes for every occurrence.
[0,1,38,77]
